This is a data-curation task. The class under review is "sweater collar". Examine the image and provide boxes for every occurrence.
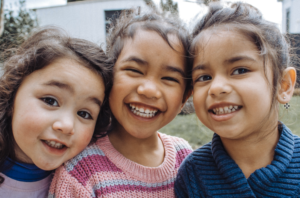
[211,124,294,191]
[98,133,176,183]
[1,158,52,182]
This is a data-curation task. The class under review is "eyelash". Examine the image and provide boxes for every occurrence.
[41,97,93,120]
[77,111,93,120]
[125,68,143,74]
[195,75,212,83]
[162,77,179,83]
[41,97,59,107]
[232,68,249,75]
[195,68,250,82]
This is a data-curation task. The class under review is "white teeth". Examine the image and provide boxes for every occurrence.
[129,104,158,118]
[45,140,64,149]
[212,105,240,115]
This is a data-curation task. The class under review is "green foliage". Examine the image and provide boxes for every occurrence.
[199,0,220,6]
[160,0,178,17]
[143,0,179,18]
[0,0,37,60]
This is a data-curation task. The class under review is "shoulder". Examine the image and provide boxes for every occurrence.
[159,132,193,151]
[180,141,214,168]
[63,140,106,174]
[159,133,193,161]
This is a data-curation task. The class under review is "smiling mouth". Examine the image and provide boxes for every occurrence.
[209,105,242,115]
[128,103,159,118]
[42,140,66,149]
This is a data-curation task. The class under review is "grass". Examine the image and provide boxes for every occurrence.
[160,96,300,149]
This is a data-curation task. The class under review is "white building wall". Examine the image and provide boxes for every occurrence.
[281,0,300,33]
[36,0,147,45]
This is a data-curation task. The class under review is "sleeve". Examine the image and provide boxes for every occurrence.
[48,166,93,198]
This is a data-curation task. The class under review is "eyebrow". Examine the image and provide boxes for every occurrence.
[192,56,257,72]
[43,80,74,93]
[43,80,102,107]
[163,65,185,77]
[224,56,256,64]
[87,97,102,107]
[192,64,207,72]
[122,56,148,66]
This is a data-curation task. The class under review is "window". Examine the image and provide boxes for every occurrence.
[286,8,290,33]
[105,10,123,34]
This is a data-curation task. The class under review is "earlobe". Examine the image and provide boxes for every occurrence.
[277,67,297,104]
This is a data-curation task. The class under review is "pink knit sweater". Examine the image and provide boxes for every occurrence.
[48,133,192,198]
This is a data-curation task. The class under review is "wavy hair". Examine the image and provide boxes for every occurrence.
[0,27,113,183]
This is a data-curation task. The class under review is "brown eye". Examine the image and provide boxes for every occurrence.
[77,111,93,120]
[42,97,59,107]
[232,68,249,75]
[197,75,212,82]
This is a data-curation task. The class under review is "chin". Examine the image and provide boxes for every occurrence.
[35,161,60,171]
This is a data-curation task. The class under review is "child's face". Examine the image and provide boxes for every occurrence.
[109,29,186,139]
[192,29,276,140]
[12,58,105,170]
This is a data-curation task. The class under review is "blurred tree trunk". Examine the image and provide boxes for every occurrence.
[0,0,4,37]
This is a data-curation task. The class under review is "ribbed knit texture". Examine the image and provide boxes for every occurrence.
[49,133,192,198]
[175,124,300,198]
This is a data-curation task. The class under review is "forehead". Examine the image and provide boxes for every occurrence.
[118,29,186,69]
[192,28,260,64]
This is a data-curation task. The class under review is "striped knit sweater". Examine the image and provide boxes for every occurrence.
[175,124,300,198]
[49,133,192,198]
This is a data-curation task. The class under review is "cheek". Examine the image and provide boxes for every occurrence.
[73,127,94,152]
[12,107,46,140]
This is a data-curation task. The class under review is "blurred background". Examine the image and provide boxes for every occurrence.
[0,0,299,148]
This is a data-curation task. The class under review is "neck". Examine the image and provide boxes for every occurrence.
[221,124,280,178]
[108,123,165,167]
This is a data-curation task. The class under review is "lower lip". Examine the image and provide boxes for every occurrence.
[127,105,160,122]
[210,110,239,121]
[41,141,67,155]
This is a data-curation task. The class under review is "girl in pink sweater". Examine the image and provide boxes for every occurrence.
[49,10,193,198]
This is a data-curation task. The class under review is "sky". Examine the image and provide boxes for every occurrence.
[4,0,282,29]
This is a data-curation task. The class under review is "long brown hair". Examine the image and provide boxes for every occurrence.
[0,27,113,183]
[190,2,296,107]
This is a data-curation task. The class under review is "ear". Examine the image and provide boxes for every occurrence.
[277,67,297,104]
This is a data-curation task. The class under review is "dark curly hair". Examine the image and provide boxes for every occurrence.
[0,27,113,183]
[190,2,297,107]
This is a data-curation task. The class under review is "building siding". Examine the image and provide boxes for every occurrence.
[281,0,300,33]
[36,0,147,45]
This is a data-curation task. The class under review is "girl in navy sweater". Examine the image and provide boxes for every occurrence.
[175,2,299,197]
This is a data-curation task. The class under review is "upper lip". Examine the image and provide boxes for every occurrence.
[127,102,162,111]
[208,102,242,110]
[42,139,69,147]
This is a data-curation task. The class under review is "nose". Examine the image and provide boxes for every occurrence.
[137,80,162,99]
[52,113,75,135]
[208,75,232,97]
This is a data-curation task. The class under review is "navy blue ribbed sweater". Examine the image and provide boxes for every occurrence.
[175,124,300,198]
